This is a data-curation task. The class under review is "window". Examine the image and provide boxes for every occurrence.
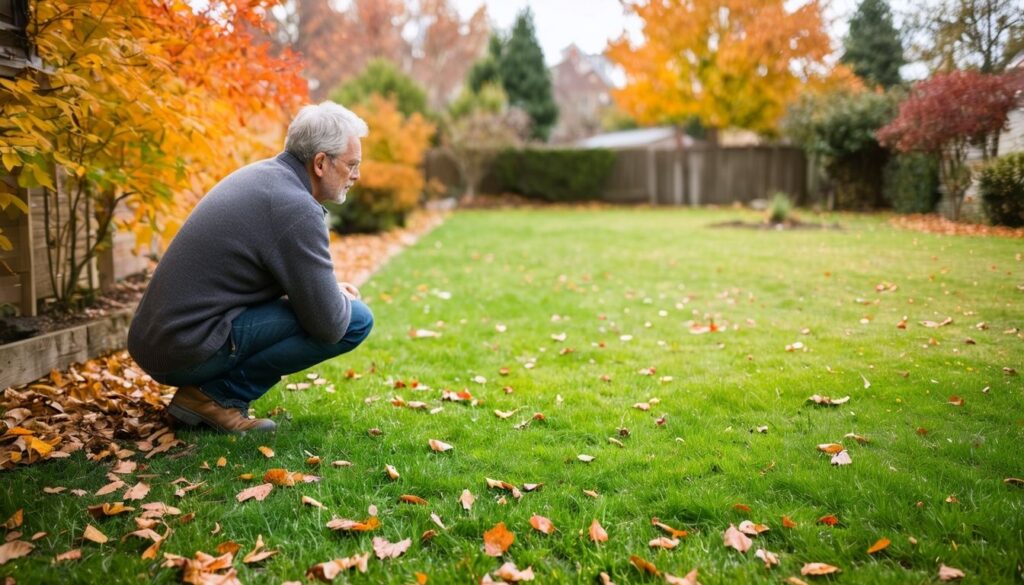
[0,0,40,78]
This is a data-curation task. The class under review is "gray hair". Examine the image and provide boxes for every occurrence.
[284,101,369,164]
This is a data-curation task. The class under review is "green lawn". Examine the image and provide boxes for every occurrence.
[3,208,1023,584]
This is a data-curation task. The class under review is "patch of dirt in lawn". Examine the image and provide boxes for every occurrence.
[890,214,1024,239]
[709,219,843,231]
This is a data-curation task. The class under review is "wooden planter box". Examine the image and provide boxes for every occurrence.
[0,308,134,390]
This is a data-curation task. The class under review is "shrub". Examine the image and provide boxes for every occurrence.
[768,192,792,223]
[883,153,941,213]
[492,149,616,202]
[330,95,436,234]
[979,152,1024,227]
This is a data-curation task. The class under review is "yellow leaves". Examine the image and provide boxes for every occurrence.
[83,524,109,544]
[87,502,135,519]
[263,469,319,486]
[817,443,845,455]
[258,446,275,458]
[529,514,555,535]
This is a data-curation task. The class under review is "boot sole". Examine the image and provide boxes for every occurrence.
[166,403,276,434]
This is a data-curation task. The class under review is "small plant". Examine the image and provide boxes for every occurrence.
[768,192,793,224]
[979,152,1024,227]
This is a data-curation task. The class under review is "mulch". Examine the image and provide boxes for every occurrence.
[890,214,1024,239]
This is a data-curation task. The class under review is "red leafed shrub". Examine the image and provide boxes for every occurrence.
[877,71,1021,220]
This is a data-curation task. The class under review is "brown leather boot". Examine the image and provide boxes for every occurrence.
[166,385,276,434]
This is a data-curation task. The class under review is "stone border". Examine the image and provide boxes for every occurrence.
[0,308,134,390]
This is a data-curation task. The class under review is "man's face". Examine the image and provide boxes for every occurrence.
[317,137,362,204]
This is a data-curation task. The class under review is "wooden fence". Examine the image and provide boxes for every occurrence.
[424,145,807,205]
[0,176,147,316]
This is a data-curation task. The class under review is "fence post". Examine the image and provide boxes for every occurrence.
[672,151,684,206]
[17,187,36,316]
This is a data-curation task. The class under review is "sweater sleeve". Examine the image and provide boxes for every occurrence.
[264,208,351,343]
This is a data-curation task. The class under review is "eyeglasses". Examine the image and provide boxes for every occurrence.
[329,154,360,176]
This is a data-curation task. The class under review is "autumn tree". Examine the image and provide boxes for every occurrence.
[0,0,306,311]
[283,0,488,107]
[330,59,430,118]
[877,71,1020,220]
[842,0,905,88]
[607,0,852,136]
[910,0,1024,74]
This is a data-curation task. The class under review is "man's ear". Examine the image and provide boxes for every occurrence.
[312,152,328,178]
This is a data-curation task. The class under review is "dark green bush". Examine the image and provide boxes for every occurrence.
[883,152,941,213]
[492,148,616,202]
[979,152,1024,227]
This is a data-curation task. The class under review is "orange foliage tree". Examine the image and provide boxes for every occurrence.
[0,0,306,310]
[332,95,437,233]
[606,0,854,136]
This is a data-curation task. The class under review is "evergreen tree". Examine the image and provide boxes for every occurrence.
[468,35,504,93]
[497,9,558,141]
[842,0,904,88]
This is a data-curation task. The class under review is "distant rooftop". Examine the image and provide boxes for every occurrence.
[575,126,701,149]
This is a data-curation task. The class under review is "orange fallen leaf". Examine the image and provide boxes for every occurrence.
[733,503,751,513]
[723,524,752,553]
[385,464,400,480]
[399,494,429,506]
[122,482,150,501]
[216,541,241,556]
[86,502,135,519]
[83,524,108,544]
[651,517,688,538]
[95,480,125,497]
[216,456,227,468]
[242,535,278,564]
[817,514,839,526]
[938,564,965,581]
[629,555,659,576]
[867,537,890,554]
[664,569,700,585]
[302,495,326,509]
[530,514,555,535]
[0,540,33,564]
[782,515,798,528]
[236,483,273,503]
[258,446,274,458]
[947,395,964,406]
[2,509,23,530]
[53,548,81,563]
[263,468,314,486]
[494,561,535,582]
[817,443,844,455]
[589,519,608,543]
[326,516,380,532]
[483,522,514,556]
[372,537,411,560]
[801,563,840,576]
[738,520,770,536]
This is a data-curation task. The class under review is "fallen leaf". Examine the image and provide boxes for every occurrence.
[938,564,965,581]
[263,468,314,486]
[723,524,752,553]
[529,514,555,535]
[577,454,595,463]
[664,569,700,585]
[0,541,33,564]
[216,456,227,468]
[817,515,839,526]
[808,395,850,406]
[236,483,273,503]
[385,464,400,480]
[1005,477,1024,487]
[947,395,964,406]
[483,522,514,556]
[258,445,274,458]
[920,317,953,328]
[86,502,135,519]
[649,537,679,549]
[460,489,475,510]
[867,537,890,554]
[95,479,125,496]
[123,528,162,543]
[733,503,752,513]
[82,524,108,544]
[494,561,535,582]
[332,460,352,467]
[399,494,429,506]
[785,578,810,585]
[651,517,688,538]
[2,510,22,530]
[629,555,659,576]
[782,515,798,528]
[589,519,608,543]
[428,439,453,453]
[372,537,411,560]
[122,482,150,501]
[738,520,770,535]
[755,548,780,568]
[306,552,370,580]
[302,495,326,509]
[326,516,380,532]
[817,443,844,455]
[831,450,853,466]
[801,563,840,576]
[54,548,81,563]
[583,489,599,499]
[216,541,241,556]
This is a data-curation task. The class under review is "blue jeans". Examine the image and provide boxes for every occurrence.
[151,298,373,410]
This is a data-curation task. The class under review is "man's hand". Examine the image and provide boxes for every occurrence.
[338,281,361,300]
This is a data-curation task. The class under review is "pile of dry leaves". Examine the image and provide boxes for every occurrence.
[890,214,1024,238]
